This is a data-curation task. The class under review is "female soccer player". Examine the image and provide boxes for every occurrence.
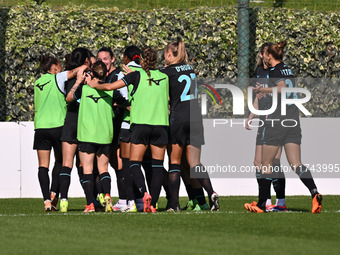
[78,61,115,213]
[244,41,322,213]
[87,47,169,213]
[59,47,92,212]
[34,55,86,212]
[161,39,219,211]
[111,45,144,212]
[245,42,286,211]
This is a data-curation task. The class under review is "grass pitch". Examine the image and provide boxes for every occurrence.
[0,196,339,255]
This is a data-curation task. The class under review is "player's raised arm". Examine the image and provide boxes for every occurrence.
[86,74,126,91]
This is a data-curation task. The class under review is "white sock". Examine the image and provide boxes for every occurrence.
[266,199,272,206]
[119,199,126,205]
[276,198,286,207]
[128,200,135,206]
[61,198,68,202]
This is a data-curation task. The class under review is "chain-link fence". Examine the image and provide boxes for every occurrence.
[0,1,339,121]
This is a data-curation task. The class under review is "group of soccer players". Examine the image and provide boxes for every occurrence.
[34,40,220,213]
[244,41,323,213]
[34,39,323,214]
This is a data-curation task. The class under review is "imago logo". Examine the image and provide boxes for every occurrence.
[200,84,312,116]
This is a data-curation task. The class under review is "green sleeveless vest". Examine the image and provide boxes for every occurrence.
[34,73,67,129]
[77,85,114,144]
[130,70,169,126]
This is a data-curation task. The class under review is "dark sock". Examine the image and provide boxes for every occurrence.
[50,162,61,195]
[168,164,181,208]
[83,174,94,205]
[191,164,214,203]
[142,158,152,191]
[295,165,318,197]
[115,169,127,199]
[38,167,50,201]
[77,166,84,188]
[99,172,111,195]
[123,158,134,201]
[272,164,285,199]
[130,161,146,198]
[258,174,272,209]
[163,185,171,201]
[150,159,164,207]
[193,187,206,205]
[185,184,195,200]
[94,171,102,195]
[60,166,72,199]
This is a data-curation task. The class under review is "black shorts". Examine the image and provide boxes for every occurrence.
[256,125,265,145]
[262,118,302,146]
[169,121,205,148]
[33,127,63,152]
[61,111,78,143]
[78,142,111,155]
[119,128,131,143]
[130,125,168,145]
[256,117,266,145]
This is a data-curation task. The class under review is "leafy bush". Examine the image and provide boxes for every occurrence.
[1,2,339,120]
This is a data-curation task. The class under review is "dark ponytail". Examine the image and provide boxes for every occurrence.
[65,47,91,70]
[39,55,59,73]
[141,47,157,85]
[124,45,142,65]
[92,61,107,81]
[267,40,287,61]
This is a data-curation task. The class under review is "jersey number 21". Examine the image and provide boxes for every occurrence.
[179,73,198,102]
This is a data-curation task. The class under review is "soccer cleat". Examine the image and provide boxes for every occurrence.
[266,204,276,212]
[150,205,157,213]
[50,192,58,211]
[44,200,52,212]
[244,202,264,213]
[312,193,323,214]
[97,193,105,207]
[167,206,181,212]
[270,205,287,212]
[193,203,210,211]
[122,203,137,213]
[183,199,197,211]
[104,194,113,213]
[211,192,220,211]
[143,192,152,213]
[113,201,128,212]
[60,199,68,213]
[84,203,95,213]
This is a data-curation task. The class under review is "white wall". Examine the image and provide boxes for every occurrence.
[0,118,339,198]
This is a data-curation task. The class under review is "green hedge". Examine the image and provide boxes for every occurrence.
[1,3,339,120]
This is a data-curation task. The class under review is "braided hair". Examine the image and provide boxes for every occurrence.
[141,47,157,85]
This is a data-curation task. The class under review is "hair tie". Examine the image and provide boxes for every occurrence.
[132,55,140,61]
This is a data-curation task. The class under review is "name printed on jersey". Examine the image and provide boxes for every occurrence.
[175,64,193,72]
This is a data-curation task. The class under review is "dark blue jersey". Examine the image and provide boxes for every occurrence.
[160,62,202,124]
[268,62,299,120]
[255,65,271,111]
